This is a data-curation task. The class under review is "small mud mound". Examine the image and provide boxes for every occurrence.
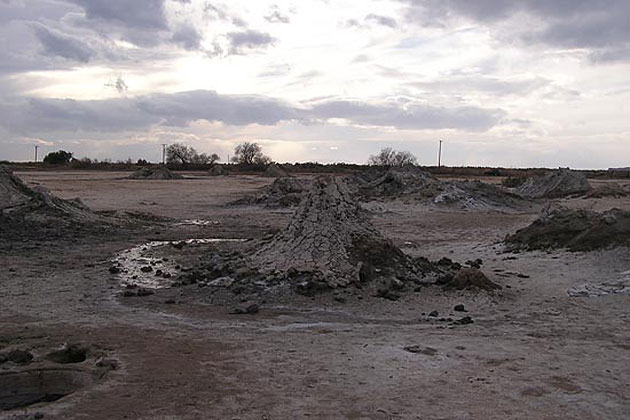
[0,368,92,410]
[505,204,630,251]
[0,166,108,231]
[251,176,455,290]
[517,169,591,199]
[353,166,441,199]
[263,164,289,178]
[446,268,501,291]
[583,183,628,199]
[208,165,228,176]
[128,167,183,180]
[230,177,312,207]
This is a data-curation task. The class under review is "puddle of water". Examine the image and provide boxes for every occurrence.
[113,238,245,289]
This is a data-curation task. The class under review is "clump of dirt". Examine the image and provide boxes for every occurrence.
[505,204,630,251]
[583,183,628,199]
[353,167,530,211]
[446,268,502,291]
[263,163,290,178]
[516,169,591,199]
[128,167,183,180]
[230,177,312,207]
[45,344,89,364]
[208,165,228,176]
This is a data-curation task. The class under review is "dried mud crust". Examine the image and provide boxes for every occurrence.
[505,203,630,251]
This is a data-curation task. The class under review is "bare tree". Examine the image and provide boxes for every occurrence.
[166,143,219,166]
[231,142,271,166]
[368,147,417,167]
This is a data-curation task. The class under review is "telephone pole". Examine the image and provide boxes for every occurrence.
[438,140,443,167]
[34,145,39,162]
[161,144,167,165]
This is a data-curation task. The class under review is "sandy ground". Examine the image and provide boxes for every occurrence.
[1,171,629,420]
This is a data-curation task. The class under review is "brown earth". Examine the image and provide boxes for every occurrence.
[1,170,629,420]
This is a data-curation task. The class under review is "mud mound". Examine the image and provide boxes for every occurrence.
[353,167,529,211]
[0,166,104,227]
[433,181,533,212]
[263,164,289,178]
[583,183,628,199]
[251,176,453,289]
[505,204,630,251]
[208,165,228,176]
[517,169,591,199]
[230,177,312,207]
[446,268,501,291]
[128,167,183,180]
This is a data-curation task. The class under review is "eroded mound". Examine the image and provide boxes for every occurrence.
[128,167,183,180]
[230,177,312,207]
[517,169,591,199]
[208,165,228,176]
[505,204,630,251]
[263,164,290,178]
[353,167,530,211]
[0,166,106,229]
[583,183,628,199]
[446,268,502,291]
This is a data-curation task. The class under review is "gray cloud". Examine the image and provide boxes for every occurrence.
[402,0,630,61]
[408,76,550,97]
[171,24,202,50]
[365,14,397,28]
[30,22,94,62]
[67,0,168,30]
[265,6,290,24]
[227,30,275,54]
[0,91,504,136]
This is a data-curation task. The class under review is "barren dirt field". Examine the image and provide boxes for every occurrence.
[2,170,630,420]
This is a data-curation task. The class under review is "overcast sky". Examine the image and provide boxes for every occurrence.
[1,0,629,168]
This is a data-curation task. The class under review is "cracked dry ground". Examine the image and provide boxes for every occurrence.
[1,171,630,420]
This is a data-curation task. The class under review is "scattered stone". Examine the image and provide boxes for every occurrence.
[428,310,439,317]
[140,265,153,273]
[454,304,467,312]
[465,258,483,269]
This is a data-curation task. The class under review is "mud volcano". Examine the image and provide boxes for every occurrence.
[0,166,104,227]
[251,176,455,290]
[263,164,290,178]
[505,204,630,251]
[128,167,183,180]
[231,177,312,207]
[517,169,591,199]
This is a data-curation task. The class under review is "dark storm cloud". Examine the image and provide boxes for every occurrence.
[402,0,630,61]
[30,22,95,62]
[0,91,505,136]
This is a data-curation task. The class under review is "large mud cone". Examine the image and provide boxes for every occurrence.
[128,167,183,180]
[517,169,591,199]
[505,204,630,251]
[229,177,312,207]
[354,166,441,198]
[252,176,432,288]
[0,165,105,227]
[208,165,228,176]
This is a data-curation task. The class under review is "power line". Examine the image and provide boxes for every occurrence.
[438,140,443,167]
[34,145,39,163]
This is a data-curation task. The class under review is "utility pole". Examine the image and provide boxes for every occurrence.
[161,144,167,165]
[34,145,39,162]
[438,140,443,168]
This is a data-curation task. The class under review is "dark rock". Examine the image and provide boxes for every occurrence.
[6,349,33,365]
[164,299,176,304]
[95,357,118,370]
[230,302,260,315]
[428,310,439,317]
[454,304,466,312]
[140,265,153,273]
[334,295,347,303]
[446,268,501,291]
[453,316,474,325]
[121,290,136,297]
[136,288,154,297]
[108,266,120,274]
